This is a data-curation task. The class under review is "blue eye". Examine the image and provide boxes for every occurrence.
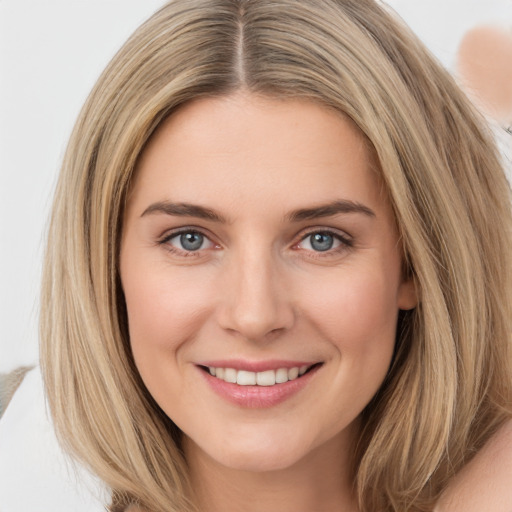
[179,232,204,251]
[297,231,350,253]
[165,230,213,252]
[309,233,334,251]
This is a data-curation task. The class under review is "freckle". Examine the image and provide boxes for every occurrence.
[456,25,512,124]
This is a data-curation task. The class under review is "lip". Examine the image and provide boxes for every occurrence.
[197,362,322,408]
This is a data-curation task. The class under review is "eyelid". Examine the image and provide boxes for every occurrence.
[158,226,221,255]
[157,225,353,258]
[292,227,354,254]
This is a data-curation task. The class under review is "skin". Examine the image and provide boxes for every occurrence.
[456,25,512,125]
[435,419,512,512]
[120,92,417,511]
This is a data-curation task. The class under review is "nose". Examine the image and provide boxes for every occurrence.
[217,248,295,341]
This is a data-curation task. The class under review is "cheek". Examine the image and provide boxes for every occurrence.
[121,261,219,415]
[121,258,215,363]
[304,265,401,350]
[300,262,401,411]
[338,277,398,381]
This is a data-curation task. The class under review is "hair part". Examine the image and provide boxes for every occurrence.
[41,1,512,511]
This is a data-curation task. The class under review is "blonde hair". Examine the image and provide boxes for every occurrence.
[40,1,512,511]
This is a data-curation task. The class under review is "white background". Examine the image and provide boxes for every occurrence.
[1,0,511,371]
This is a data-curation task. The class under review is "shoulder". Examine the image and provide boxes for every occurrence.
[435,419,512,512]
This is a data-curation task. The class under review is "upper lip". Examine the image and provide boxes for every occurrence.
[196,359,320,372]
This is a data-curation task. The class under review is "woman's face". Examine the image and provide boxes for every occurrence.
[120,93,416,472]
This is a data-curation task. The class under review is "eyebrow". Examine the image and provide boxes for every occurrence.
[287,200,376,221]
[141,201,227,222]
[140,199,375,223]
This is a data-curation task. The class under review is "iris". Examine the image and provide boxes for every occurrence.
[310,233,334,252]
[180,232,204,251]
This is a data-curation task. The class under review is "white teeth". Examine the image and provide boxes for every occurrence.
[207,365,313,386]
[288,367,299,380]
[256,370,276,386]
[237,370,256,385]
[275,368,288,384]
[224,368,237,383]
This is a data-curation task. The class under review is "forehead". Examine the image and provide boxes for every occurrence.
[129,93,388,219]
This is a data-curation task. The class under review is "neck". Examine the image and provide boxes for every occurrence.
[184,426,360,512]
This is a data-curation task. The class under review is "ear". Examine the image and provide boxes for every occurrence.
[397,277,418,311]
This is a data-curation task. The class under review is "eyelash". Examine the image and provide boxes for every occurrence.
[158,228,217,257]
[294,229,354,257]
[158,227,354,258]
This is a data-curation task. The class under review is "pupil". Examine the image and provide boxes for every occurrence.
[311,233,333,251]
[180,232,203,251]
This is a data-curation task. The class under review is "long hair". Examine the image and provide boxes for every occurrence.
[40,1,512,511]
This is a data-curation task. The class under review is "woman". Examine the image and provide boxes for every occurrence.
[40,0,512,511]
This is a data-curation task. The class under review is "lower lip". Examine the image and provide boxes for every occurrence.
[198,365,321,408]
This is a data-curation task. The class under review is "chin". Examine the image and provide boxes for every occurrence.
[212,446,306,473]
[191,428,313,473]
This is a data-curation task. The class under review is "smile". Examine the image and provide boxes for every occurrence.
[205,364,314,386]
[198,362,323,408]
